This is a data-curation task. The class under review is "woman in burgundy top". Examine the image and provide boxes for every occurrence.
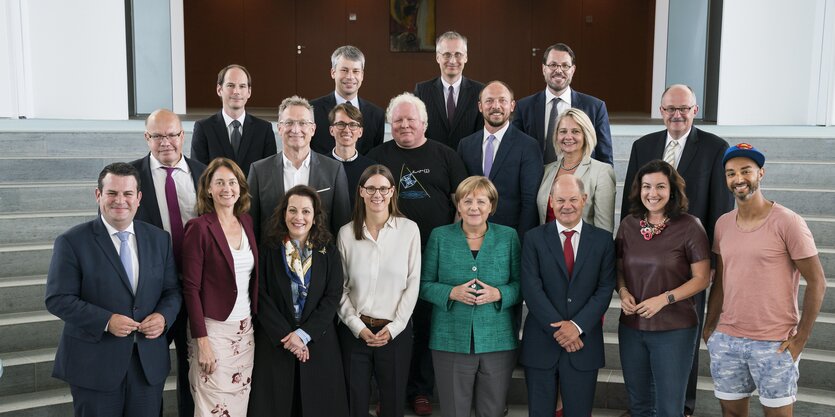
[616,160,710,417]
[182,158,258,416]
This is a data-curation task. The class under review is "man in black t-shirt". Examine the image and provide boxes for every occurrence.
[367,92,468,415]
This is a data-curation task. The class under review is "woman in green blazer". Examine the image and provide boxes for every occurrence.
[420,176,521,417]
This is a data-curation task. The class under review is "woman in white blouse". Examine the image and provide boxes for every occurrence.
[337,164,421,417]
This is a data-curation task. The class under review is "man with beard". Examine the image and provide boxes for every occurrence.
[620,84,733,417]
[513,43,613,165]
[457,80,543,238]
[414,31,485,151]
[703,144,825,416]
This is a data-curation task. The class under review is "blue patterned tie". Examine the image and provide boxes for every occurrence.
[116,231,135,292]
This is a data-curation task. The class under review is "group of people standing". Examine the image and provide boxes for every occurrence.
[44,30,825,417]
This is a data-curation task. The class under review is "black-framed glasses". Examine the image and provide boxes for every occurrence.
[661,106,694,115]
[362,186,393,196]
[332,121,362,131]
[146,131,182,142]
[545,62,573,72]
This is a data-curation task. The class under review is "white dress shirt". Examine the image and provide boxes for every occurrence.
[335,91,358,108]
[664,129,690,168]
[149,154,198,234]
[544,87,573,138]
[481,123,509,167]
[222,110,246,142]
[101,216,139,293]
[227,231,254,321]
[337,216,422,339]
[282,151,312,192]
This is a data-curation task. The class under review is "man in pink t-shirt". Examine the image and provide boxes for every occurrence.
[703,143,826,416]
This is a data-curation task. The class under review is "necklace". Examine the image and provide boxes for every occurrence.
[560,159,581,171]
[639,215,669,240]
[465,233,486,240]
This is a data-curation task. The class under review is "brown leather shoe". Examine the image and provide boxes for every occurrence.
[413,395,432,416]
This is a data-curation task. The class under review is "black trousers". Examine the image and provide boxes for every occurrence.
[165,306,193,417]
[339,322,413,417]
[406,299,434,400]
[684,290,706,415]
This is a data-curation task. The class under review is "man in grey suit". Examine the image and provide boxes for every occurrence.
[248,95,352,243]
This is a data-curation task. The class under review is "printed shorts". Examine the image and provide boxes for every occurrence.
[707,331,799,408]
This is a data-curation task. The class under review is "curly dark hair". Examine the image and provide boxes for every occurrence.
[265,185,332,248]
[627,159,689,219]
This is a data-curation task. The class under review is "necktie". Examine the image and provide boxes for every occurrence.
[163,167,184,269]
[446,85,456,122]
[664,139,679,167]
[116,231,136,292]
[231,120,242,157]
[544,98,560,162]
[563,230,576,278]
[483,135,496,177]
[345,101,355,108]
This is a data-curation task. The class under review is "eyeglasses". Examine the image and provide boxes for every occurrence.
[332,121,362,131]
[439,52,466,61]
[146,131,182,142]
[661,106,694,115]
[278,120,314,128]
[362,186,393,196]
[544,62,573,72]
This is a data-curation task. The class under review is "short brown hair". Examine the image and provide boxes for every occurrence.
[627,160,689,219]
[351,165,403,240]
[195,158,251,216]
[217,64,252,87]
[266,185,332,249]
[454,176,498,216]
[328,103,364,126]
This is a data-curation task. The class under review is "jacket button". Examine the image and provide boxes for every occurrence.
[472,266,477,272]
[567,298,573,303]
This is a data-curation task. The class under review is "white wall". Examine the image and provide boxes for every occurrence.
[718,0,831,125]
[19,0,128,119]
[0,1,21,118]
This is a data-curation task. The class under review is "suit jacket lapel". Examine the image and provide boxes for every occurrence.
[433,78,451,131]
[571,227,592,283]
[93,218,134,294]
[676,128,700,175]
[138,155,163,228]
[489,128,515,180]
[211,112,236,158]
[534,92,546,141]
[275,152,286,197]
[237,113,255,159]
[301,248,326,321]
[274,246,295,316]
[452,79,474,127]
[206,213,235,275]
[543,222,570,281]
[573,156,591,179]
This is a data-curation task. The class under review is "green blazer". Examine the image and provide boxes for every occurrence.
[420,222,521,354]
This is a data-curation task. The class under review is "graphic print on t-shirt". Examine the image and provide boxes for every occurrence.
[398,164,430,200]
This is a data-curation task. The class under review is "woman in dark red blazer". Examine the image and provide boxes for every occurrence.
[182,157,258,416]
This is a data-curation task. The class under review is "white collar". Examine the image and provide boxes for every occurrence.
[222,110,246,127]
[555,218,584,236]
[545,86,572,107]
[442,77,463,91]
[149,153,190,173]
[282,151,312,169]
[483,122,510,144]
[101,215,135,236]
[335,92,357,107]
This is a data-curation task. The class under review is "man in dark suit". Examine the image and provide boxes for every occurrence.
[414,31,485,151]
[130,109,205,417]
[248,95,351,243]
[45,162,181,417]
[310,46,385,156]
[513,43,613,165]
[190,64,276,177]
[457,80,543,238]
[620,84,734,417]
[521,174,615,417]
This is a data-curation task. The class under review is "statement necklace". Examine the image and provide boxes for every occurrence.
[639,215,669,240]
[560,159,581,171]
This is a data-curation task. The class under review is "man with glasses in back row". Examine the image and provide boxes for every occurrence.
[130,109,206,417]
[513,43,613,165]
[247,95,351,244]
[620,84,734,417]
[326,103,376,208]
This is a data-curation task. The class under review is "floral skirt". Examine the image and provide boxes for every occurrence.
[188,317,254,417]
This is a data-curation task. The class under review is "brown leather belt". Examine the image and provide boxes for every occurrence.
[359,315,391,327]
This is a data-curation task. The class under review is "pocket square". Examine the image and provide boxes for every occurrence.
[317,187,331,193]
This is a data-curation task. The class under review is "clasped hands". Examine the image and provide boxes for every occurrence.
[108,313,165,339]
[449,278,501,305]
[281,332,309,362]
[550,320,583,352]
[619,288,666,319]
[359,327,392,348]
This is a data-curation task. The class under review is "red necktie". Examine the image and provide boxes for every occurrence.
[163,167,184,270]
[562,230,576,278]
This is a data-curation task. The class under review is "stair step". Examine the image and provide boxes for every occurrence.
[0,157,139,183]
[0,276,47,314]
[0,211,95,245]
[0,182,97,213]
[0,243,53,279]
[0,131,193,158]
[0,311,61,353]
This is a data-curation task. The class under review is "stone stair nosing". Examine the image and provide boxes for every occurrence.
[0,275,47,314]
[0,242,54,279]
[0,211,96,246]
[0,181,97,213]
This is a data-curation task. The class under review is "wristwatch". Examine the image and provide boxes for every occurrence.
[666,291,676,305]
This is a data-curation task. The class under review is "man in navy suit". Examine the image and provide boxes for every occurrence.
[521,174,615,417]
[621,84,734,417]
[457,80,543,238]
[45,162,181,417]
[513,43,613,165]
[310,45,385,156]
[414,31,485,151]
[190,64,277,177]
[130,109,206,417]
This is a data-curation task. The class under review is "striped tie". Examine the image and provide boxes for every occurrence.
[663,139,679,167]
